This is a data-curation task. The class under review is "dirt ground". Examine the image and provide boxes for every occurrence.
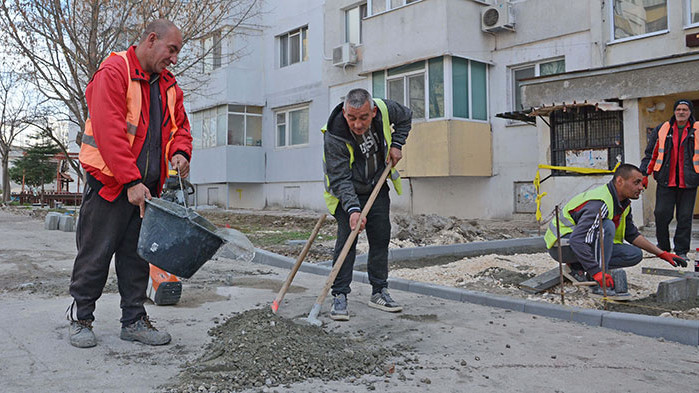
[198,208,541,262]
[2,207,699,392]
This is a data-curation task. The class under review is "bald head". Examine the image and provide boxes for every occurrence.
[140,19,178,44]
[135,19,182,74]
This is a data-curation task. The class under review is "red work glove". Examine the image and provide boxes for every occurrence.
[658,251,688,268]
[642,176,648,189]
[592,271,614,289]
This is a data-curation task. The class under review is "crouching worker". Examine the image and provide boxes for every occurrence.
[544,164,687,298]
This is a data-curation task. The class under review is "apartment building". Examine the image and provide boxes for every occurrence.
[187,0,699,224]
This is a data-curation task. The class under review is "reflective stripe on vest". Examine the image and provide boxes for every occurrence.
[321,98,403,214]
[649,121,699,174]
[543,184,629,249]
[79,51,179,177]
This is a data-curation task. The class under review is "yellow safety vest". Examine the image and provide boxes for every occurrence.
[321,98,402,214]
[544,184,629,249]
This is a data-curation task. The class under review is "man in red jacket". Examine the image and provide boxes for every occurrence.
[68,19,193,348]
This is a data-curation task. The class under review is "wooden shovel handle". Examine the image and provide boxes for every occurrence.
[313,163,394,306]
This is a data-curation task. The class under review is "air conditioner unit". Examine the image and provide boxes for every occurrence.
[332,43,357,67]
[481,2,515,33]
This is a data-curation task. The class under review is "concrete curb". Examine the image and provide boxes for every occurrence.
[251,247,699,346]
[317,237,546,267]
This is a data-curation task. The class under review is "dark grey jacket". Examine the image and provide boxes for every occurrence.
[323,99,411,213]
[567,181,641,275]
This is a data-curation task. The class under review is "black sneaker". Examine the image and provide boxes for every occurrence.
[330,294,349,321]
[120,315,171,345]
[368,288,403,313]
[69,320,96,348]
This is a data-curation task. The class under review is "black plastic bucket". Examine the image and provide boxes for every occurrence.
[137,198,224,278]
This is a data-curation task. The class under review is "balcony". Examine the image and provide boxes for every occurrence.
[396,119,492,177]
[190,145,265,184]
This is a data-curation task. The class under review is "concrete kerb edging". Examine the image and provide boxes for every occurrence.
[251,248,699,345]
[317,237,546,268]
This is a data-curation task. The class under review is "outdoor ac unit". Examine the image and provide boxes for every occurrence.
[481,2,515,33]
[332,43,357,67]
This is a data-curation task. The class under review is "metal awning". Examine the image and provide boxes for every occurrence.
[495,101,623,124]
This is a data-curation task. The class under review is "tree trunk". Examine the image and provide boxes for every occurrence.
[1,154,9,204]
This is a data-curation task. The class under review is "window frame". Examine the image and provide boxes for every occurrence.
[386,68,427,120]
[201,30,222,73]
[511,58,565,113]
[609,0,669,43]
[190,104,263,149]
[275,105,310,148]
[685,0,699,27]
[345,3,367,44]
[278,26,308,68]
[367,0,422,16]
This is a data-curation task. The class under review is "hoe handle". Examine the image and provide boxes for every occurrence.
[272,214,327,313]
[311,163,393,309]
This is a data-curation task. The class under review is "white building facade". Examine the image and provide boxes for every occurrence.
[187,0,697,226]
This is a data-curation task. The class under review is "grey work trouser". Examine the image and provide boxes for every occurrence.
[548,219,643,272]
[69,186,149,327]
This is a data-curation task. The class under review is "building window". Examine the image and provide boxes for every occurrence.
[687,0,699,25]
[279,26,308,68]
[550,106,624,175]
[202,31,222,73]
[276,106,309,147]
[228,105,263,146]
[346,4,367,44]
[452,57,488,121]
[190,104,263,148]
[612,0,667,41]
[512,58,565,111]
[372,56,485,121]
[369,0,421,15]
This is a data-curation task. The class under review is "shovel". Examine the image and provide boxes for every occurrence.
[305,162,394,326]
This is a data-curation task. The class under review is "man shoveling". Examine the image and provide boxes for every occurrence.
[544,164,688,299]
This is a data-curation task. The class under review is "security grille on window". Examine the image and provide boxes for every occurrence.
[279,27,308,68]
[549,106,624,175]
[276,106,309,147]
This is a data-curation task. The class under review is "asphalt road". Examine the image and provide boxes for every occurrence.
[1,210,698,392]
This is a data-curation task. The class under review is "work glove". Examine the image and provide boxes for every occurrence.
[592,271,614,289]
[658,251,688,268]
[642,176,648,189]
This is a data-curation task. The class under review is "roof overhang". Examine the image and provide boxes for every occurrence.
[521,51,699,108]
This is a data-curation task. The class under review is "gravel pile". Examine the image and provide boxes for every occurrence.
[167,309,401,392]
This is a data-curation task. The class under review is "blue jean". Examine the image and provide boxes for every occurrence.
[331,184,391,296]
[548,219,643,272]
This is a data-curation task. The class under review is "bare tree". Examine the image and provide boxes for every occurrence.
[0,64,33,203]
[0,0,261,175]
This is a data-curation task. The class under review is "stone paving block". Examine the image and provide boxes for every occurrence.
[524,301,605,326]
[58,215,75,232]
[387,277,412,292]
[44,213,60,230]
[657,277,690,302]
[482,294,527,312]
[601,312,699,346]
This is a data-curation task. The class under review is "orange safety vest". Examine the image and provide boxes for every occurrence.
[647,121,699,175]
[79,51,179,178]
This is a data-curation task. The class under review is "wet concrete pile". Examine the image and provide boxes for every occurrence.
[167,309,401,392]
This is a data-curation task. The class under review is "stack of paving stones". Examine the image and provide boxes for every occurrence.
[167,309,406,392]
[44,212,76,232]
